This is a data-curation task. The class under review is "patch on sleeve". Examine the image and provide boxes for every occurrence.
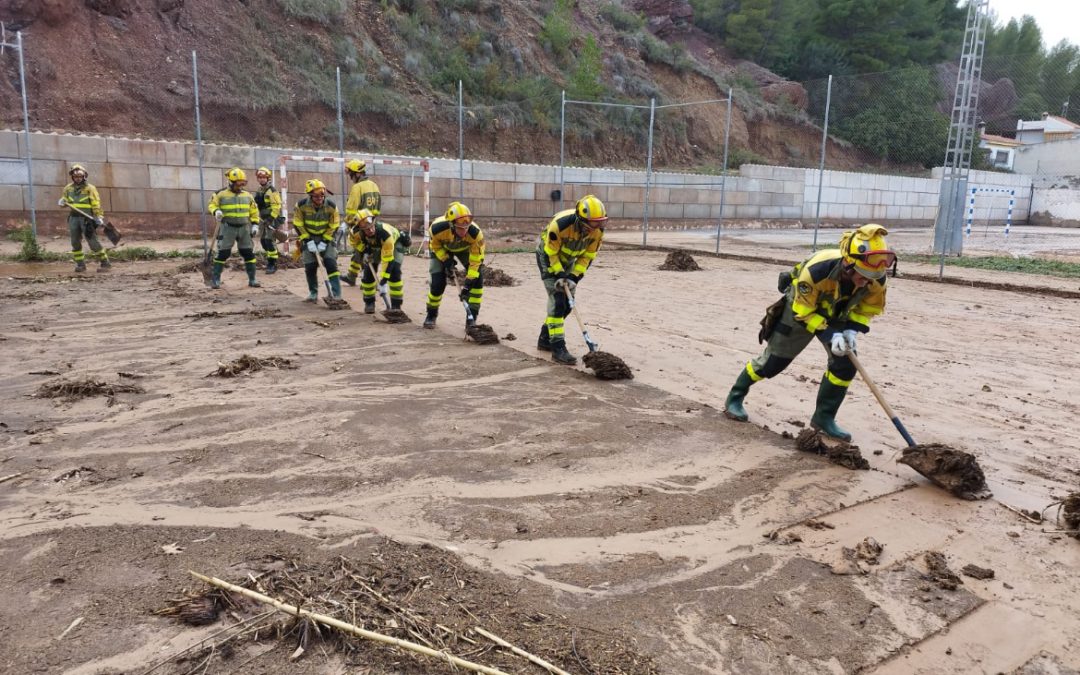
[797,281,812,295]
[548,231,558,241]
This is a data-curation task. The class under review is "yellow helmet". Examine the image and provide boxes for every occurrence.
[225,167,247,183]
[69,163,88,178]
[345,159,367,174]
[255,166,272,178]
[576,194,608,222]
[839,224,894,280]
[305,178,328,194]
[357,208,376,223]
[445,201,472,224]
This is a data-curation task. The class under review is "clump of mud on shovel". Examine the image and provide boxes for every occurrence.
[897,444,990,500]
[659,250,702,271]
[795,429,869,470]
[381,308,412,324]
[466,323,500,345]
[582,351,633,380]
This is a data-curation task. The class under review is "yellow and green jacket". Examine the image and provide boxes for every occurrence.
[292,198,340,242]
[348,221,401,280]
[61,182,104,219]
[254,183,282,222]
[208,188,259,226]
[345,178,381,223]
[429,216,485,280]
[788,249,887,334]
[537,208,603,277]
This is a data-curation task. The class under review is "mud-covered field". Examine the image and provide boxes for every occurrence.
[1,233,1079,674]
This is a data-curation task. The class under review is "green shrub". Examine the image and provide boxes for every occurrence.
[275,0,347,24]
[540,0,575,57]
[600,3,644,31]
[10,225,48,262]
[568,35,605,100]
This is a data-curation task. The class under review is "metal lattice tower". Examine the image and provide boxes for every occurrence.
[934,0,990,260]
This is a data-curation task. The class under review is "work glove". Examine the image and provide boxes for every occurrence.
[94,216,104,227]
[377,281,389,296]
[273,216,285,228]
[842,329,859,354]
[337,223,348,236]
[306,239,318,253]
[829,332,849,357]
[459,279,472,301]
[58,198,68,207]
[316,240,328,253]
[214,209,224,222]
[251,224,259,236]
[442,257,456,276]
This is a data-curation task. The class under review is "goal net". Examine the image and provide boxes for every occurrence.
[276,155,430,253]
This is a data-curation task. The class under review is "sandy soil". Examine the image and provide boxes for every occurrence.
[1,235,1079,674]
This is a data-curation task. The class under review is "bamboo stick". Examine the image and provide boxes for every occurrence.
[474,626,573,675]
[0,471,26,484]
[188,571,509,675]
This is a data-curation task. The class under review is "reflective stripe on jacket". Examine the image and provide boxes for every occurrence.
[429,217,485,279]
[61,182,103,218]
[254,184,282,220]
[345,178,381,223]
[292,198,340,241]
[537,209,603,277]
[789,249,886,334]
[208,189,259,226]
[349,221,400,279]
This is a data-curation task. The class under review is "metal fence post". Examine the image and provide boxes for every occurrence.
[642,97,656,247]
[559,89,566,210]
[715,88,733,254]
[812,74,833,252]
[16,32,36,237]
[458,79,464,201]
[336,67,346,212]
[192,50,208,254]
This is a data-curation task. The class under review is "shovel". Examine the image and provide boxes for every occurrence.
[847,349,989,499]
[462,299,499,344]
[63,200,122,245]
[366,262,410,323]
[313,242,348,309]
[560,281,632,380]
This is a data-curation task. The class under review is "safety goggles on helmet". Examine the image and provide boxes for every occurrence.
[305,178,331,195]
[69,164,88,178]
[445,201,473,226]
[576,194,608,225]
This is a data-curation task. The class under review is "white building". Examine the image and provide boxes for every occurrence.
[1015,113,1080,145]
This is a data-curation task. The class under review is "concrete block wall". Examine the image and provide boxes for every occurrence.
[0,129,1060,237]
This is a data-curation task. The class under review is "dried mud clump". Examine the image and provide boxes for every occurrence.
[466,324,500,345]
[659,250,702,271]
[382,308,412,324]
[323,297,350,310]
[583,351,634,380]
[452,267,518,286]
[35,378,144,402]
[923,551,962,591]
[897,444,989,499]
[158,539,658,675]
[961,564,995,580]
[210,355,297,378]
[795,428,869,470]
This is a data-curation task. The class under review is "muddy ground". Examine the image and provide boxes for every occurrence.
[1,232,1079,674]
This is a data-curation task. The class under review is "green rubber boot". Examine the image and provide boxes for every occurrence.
[723,368,755,422]
[810,379,852,441]
[210,261,224,290]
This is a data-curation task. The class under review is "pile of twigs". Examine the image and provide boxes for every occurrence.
[152,541,658,675]
[185,308,287,320]
[209,355,296,378]
[34,378,144,402]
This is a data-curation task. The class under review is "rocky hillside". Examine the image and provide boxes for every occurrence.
[0,0,879,171]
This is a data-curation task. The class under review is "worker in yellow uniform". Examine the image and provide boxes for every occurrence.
[253,167,284,274]
[347,208,408,313]
[207,167,261,290]
[58,164,110,272]
[293,179,342,302]
[723,224,895,441]
[424,202,485,329]
[341,159,381,286]
[535,195,607,365]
